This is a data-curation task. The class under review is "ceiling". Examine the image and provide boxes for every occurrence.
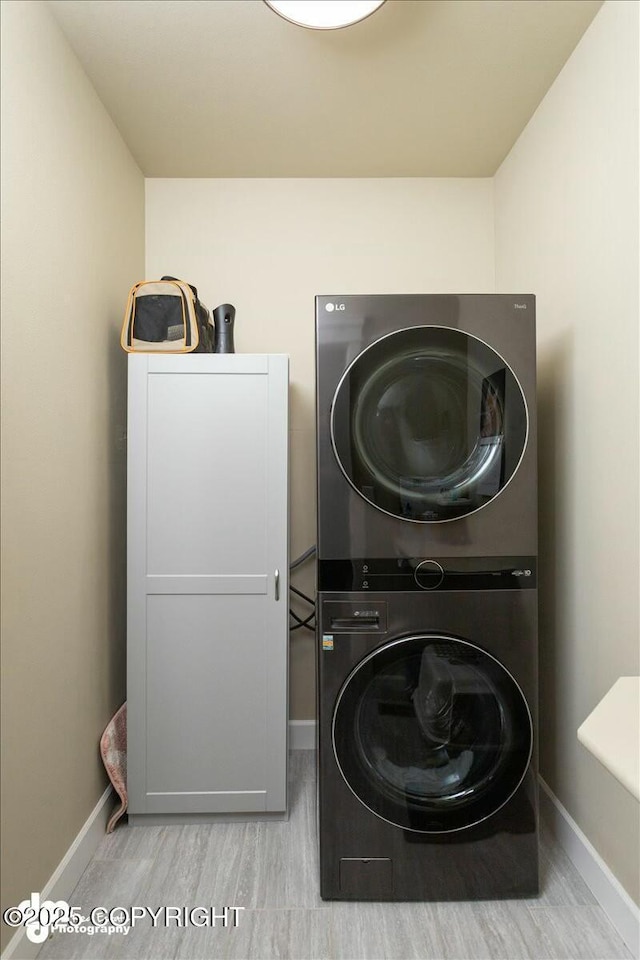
[49,0,602,178]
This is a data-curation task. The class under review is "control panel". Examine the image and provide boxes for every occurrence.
[318,557,537,592]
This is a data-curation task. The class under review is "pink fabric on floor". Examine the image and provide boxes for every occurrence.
[100,702,127,832]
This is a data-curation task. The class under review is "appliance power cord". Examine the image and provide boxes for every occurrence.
[289,546,316,632]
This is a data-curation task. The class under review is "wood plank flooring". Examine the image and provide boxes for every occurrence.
[37,752,631,960]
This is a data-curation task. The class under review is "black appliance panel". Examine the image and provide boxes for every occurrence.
[319,556,537,592]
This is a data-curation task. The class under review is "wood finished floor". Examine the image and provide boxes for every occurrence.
[38,752,631,960]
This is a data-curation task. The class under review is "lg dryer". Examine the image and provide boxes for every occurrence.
[316,294,536,560]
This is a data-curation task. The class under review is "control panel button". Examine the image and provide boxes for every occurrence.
[414,559,445,590]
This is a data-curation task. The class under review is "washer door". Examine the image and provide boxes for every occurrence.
[332,635,533,833]
[331,326,528,522]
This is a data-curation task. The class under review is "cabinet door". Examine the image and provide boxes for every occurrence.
[127,355,288,814]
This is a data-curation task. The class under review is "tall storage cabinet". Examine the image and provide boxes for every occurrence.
[126,354,289,821]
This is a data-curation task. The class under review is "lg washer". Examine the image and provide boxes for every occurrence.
[317,568,538,900]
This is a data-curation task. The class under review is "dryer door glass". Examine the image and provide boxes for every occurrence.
[331,326,528,522]
[332,635,533,833]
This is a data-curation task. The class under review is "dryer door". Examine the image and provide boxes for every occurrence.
[332,635,533,833]
[331,326,528,522]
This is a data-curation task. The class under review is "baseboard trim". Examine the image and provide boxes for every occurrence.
[539,776,640,958]
[1,785,113,960]
[289,719,316,750]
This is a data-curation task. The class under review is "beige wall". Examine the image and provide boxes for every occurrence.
[0,1,144,948]
[495,0,640,904]
[145,177,495,719]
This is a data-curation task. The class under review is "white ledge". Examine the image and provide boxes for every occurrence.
[578,677,640,802]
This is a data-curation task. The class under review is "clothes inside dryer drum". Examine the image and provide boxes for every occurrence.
[332,636,533,833]
[331,326,528,522]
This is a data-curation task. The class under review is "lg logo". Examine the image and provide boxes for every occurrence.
[325,303,346,312]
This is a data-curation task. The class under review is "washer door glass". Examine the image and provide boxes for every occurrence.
[331,326,528,521]
[332,636,533,833]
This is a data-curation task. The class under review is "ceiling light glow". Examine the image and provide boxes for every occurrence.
[264,0,385,30]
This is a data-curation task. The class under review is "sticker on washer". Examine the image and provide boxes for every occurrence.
[322,635,334,650]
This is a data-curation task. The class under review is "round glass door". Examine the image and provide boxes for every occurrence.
[331,326,528,522]
[333,635,533,833]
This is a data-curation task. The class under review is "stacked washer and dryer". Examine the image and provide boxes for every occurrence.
[315,295,538,901]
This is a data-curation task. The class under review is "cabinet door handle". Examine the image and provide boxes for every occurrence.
[275,569,280,601]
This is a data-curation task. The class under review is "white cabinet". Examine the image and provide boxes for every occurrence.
[126,354,289,820]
